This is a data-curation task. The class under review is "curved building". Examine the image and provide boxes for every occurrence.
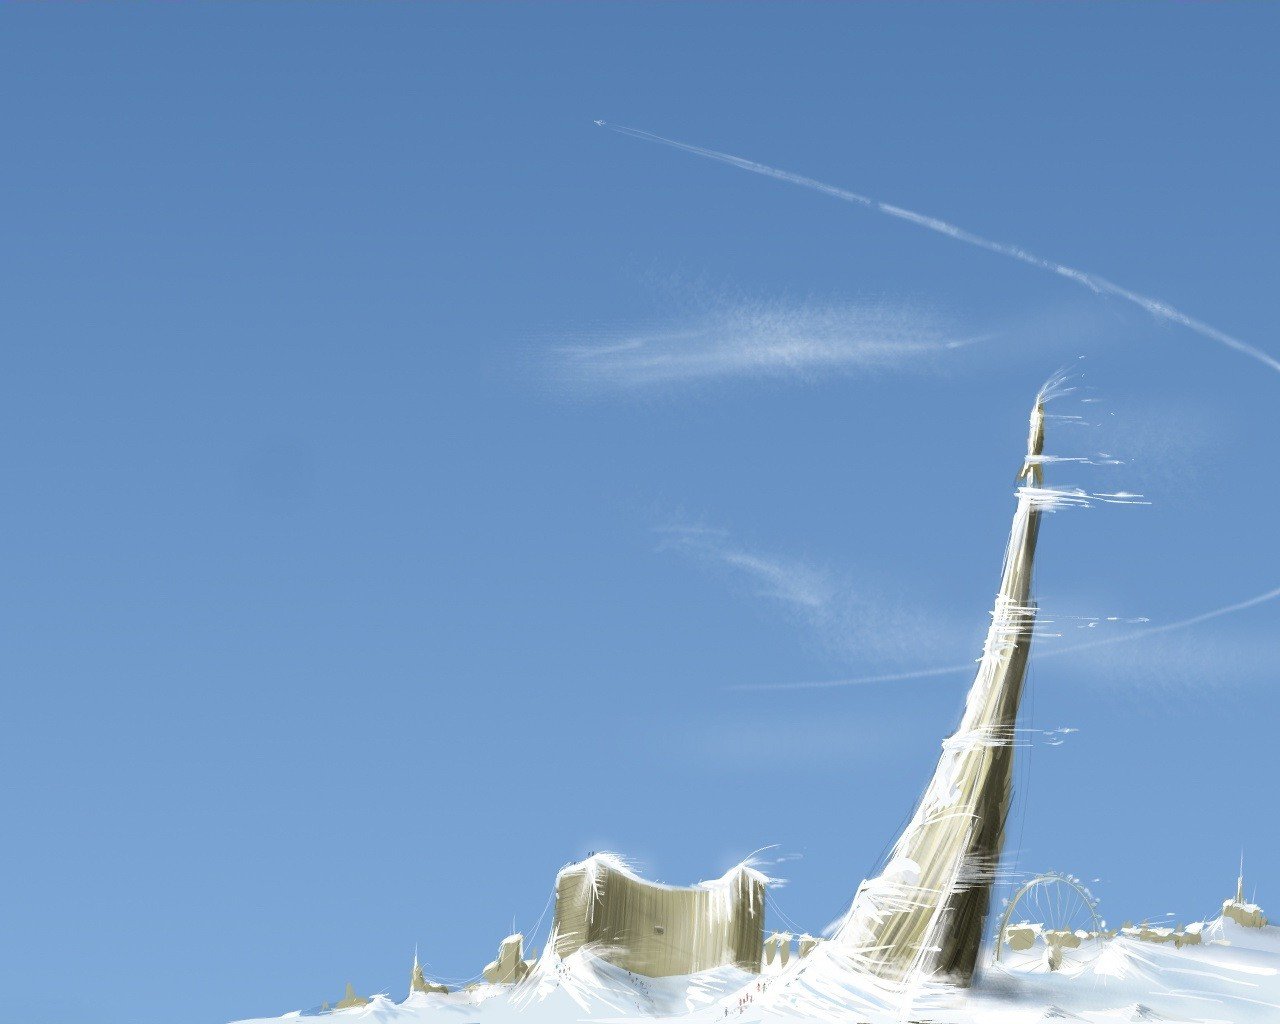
[552,853,765,977]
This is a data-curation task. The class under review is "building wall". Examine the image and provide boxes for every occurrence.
[1223,900,1268,929]
[552,858,765,978]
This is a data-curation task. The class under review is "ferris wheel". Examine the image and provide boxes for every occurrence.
[993,872,1104,972]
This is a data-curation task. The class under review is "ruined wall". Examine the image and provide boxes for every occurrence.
[552,856,765,977]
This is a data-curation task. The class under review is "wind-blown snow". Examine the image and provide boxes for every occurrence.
[232,916,1280,1024]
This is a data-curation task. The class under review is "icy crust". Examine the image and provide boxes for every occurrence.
[561,852,775,895]
[231,918,1280,1024]
[231,949,756,1024]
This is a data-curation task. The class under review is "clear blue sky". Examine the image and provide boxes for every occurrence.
[2,5,1277,1023]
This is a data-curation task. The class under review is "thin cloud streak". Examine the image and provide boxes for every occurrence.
[656,523,964,667]
[554,299,978,389]
[656,524,834,610]
[732,583,1280,692]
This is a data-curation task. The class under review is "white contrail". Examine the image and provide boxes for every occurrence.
[733,583,1280,691]
[594,120,1280,690]
[595,121,1280,376]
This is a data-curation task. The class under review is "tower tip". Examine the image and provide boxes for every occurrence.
[1017,399,1046,486]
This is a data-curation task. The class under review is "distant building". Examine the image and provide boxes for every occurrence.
[1222,868,1267,929]
[766,930,820,968]
[483,933,533,985]
[334,983,368,1009]
[410,951,449,996]
[552,853,765,978]
[763,932,790,968]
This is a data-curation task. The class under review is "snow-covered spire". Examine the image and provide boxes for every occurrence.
[410,946,428,997]
[833,386,1053,988]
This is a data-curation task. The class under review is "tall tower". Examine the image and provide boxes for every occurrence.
[833,392,1051,987]
[409,947,449,995]
[410,948,424,998]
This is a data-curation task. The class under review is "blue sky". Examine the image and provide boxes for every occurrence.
[2,5,1278,1023]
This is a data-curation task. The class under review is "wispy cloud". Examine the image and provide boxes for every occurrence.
[657,523,834,609]
[655,522,969,667]
[553,298,977,390]
[597,120,1280,377]
[734,582,1280,694]
[1049,623,1280,699]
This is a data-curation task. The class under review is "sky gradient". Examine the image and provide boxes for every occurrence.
[2,5,1278,1024]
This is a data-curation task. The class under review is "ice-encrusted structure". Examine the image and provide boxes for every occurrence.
[485,934,535,985]
[1223,868,1269,929]
[830,392,1054,988]
[553,853,767,977]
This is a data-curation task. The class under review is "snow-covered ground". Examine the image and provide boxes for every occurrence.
[232,917,1280,1024]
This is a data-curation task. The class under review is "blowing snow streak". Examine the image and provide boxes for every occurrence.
[595,119,1280,690]
[733,582,1280,692]
[595,120,1280,376]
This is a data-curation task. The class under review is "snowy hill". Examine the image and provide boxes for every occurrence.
[232,916,1280,1024]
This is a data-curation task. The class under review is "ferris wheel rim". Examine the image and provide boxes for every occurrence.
[993,872,1103,965]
